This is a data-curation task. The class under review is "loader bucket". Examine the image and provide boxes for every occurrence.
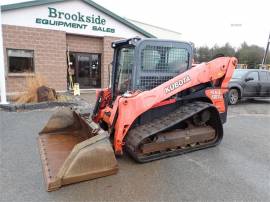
[38,108,118,191]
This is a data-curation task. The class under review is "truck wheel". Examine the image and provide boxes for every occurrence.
[229,89,239,105]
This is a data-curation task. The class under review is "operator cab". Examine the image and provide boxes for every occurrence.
[111,37,193,100]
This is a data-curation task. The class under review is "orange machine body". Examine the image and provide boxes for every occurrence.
[94,57,237,154]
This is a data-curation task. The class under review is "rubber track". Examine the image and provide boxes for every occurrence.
[125,101,223,163]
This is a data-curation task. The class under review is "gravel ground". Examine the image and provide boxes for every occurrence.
[79,91,96,104]
[0,98,269,202]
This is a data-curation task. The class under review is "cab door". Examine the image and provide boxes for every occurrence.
[242,71,260,97]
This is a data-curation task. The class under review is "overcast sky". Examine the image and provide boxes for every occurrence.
[1,0,270,48]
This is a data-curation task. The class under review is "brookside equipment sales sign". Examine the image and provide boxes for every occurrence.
[36,7,115,33]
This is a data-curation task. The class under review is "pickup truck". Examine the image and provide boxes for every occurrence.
[228,69,270,104]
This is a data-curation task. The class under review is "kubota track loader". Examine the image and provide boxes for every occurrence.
[38,38,237,191]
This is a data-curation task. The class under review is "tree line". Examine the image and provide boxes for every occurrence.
[194,42,270,68]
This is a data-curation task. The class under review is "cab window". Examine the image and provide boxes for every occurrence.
[141,45,189,73]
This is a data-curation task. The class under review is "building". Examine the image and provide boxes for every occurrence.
[1,0,157,94]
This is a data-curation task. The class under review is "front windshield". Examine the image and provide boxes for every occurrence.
[114,46,134,94]
[232,70,248,79]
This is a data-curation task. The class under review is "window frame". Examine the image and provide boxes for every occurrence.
[7,48,35,75]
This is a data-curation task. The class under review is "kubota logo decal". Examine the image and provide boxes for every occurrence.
[164,75,191,94]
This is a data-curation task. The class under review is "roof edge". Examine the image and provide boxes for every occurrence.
[1,0,63,11]
[128,18,182,35]
[1,0,156,38]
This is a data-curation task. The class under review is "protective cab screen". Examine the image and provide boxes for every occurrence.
[139,45,189,90]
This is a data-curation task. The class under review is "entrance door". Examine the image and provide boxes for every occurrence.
[71,53,101,89]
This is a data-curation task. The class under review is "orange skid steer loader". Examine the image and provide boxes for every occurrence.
[38,38,237,191]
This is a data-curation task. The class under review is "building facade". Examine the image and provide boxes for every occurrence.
[1,0,155,94]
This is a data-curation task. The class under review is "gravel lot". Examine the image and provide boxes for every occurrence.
[0,98,270,202]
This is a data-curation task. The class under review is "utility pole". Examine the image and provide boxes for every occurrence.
[261,33,270,68]
[0,6,8,104]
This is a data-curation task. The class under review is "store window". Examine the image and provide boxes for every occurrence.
[8,49,34,73]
